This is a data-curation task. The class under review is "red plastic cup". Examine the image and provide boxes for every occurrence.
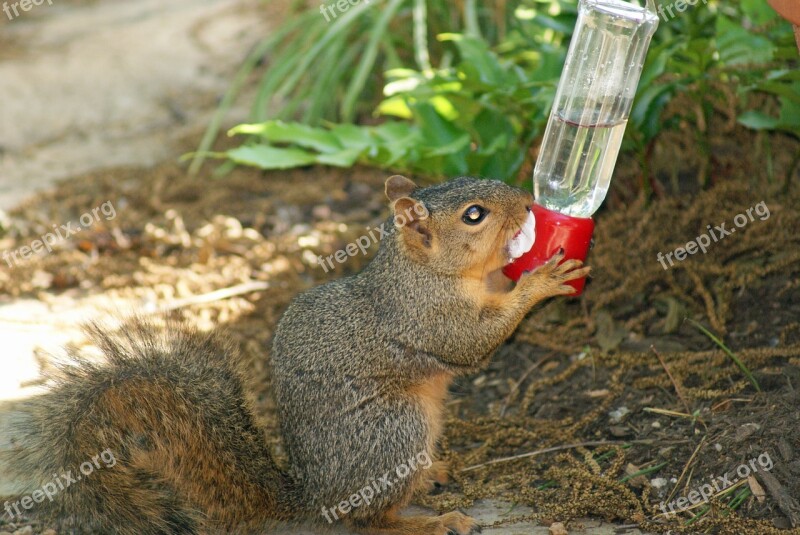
[502,203,594,295]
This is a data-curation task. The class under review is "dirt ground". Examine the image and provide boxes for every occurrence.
[1,1,800,535]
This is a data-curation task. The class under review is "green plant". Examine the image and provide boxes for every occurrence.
[190,0,579,179]
[193,0,799,189]
[219,33,563,180]
[628,0,800,191]
[189,0,522,174]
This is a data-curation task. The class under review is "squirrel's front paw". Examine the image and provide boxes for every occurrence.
[521,249,591,297]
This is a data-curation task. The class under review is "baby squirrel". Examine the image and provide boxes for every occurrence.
[8,175,589,535]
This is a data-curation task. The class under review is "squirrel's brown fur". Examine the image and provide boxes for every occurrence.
[6,176,589,535]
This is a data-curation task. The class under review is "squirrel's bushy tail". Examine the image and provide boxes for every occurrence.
[7,319,296,535]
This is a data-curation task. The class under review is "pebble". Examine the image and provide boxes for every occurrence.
[650,477,668,489]
[608,406,629,424]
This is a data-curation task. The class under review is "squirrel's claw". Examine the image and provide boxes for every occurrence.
[542,248,566,270]
[553,265,592,296]
[525,250,588,279]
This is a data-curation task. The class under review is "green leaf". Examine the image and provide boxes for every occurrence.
[740,0,779,25]
[429,95,459,121]
[755,82,800,106]
[274,0,375,103]
[413,102,463,146]
[639,39,682,89]
[529,13,574,34]
[252,18,327,122]
[384,75,425,97]
[316,147,364,167]
[671,38,714,76]
[229,121,343,153]
[716,16,774,66]
[302,36,352,124]
[372,122,420,165]
[373,121,418,145]
[777,96,800,132]
[472,108,515,154]
[329,123,376,151]
[377,96,414,119]
[737,111,779,130]
[439,33,508,86]
[411,102,470,175]
[766,70,800,83]
[631,83,677,141]
[226,145,317,169]
[423,134,471,156]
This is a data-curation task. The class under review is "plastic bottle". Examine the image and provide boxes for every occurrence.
[504,0,659,294]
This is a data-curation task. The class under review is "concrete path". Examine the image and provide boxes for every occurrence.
[0,0,261,209]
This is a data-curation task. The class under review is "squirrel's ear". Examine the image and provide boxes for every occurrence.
[392,197,432,249]
[385,175,417,203]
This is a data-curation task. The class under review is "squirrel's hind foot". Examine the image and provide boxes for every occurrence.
[350,510,481,535]
[441,511,482,535]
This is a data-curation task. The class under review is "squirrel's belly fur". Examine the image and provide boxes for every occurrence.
[5,176,589,535]
[272,278,448,522]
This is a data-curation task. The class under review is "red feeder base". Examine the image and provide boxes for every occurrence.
[503,203,595,295]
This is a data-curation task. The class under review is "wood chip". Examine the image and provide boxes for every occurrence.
[748,474,767,503]
[757,470,800,527]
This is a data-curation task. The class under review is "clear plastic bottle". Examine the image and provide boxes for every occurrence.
[534,0,659,218]
[504,0,658,292]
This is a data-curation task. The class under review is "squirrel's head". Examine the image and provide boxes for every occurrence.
[385,175,534,281]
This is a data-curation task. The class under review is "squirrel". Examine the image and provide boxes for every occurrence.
[5,175,589,535]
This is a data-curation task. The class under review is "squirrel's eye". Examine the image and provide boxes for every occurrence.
[462,205,487,225]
